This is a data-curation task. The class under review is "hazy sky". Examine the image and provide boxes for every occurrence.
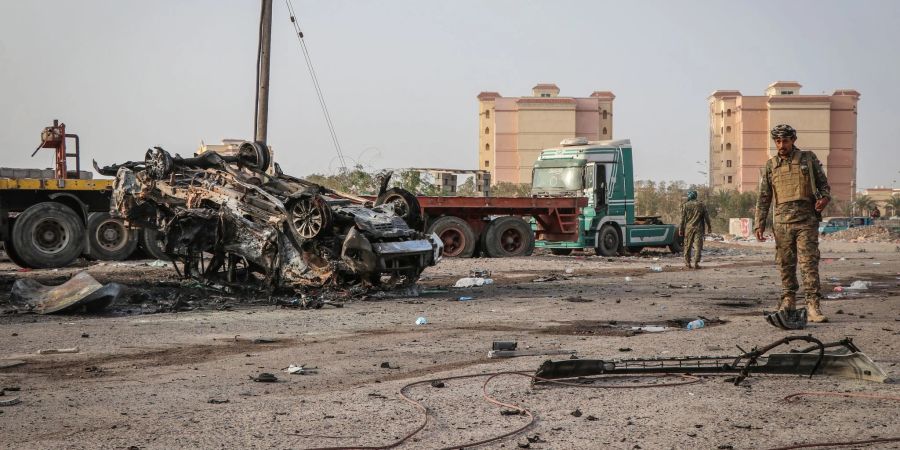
[1,1,898,187]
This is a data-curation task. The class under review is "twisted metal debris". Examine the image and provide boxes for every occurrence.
[95,142,442,296]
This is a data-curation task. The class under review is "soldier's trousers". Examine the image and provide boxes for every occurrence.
[683,227,704,266]
[773,222,821,300]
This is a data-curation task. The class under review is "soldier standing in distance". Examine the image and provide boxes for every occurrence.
[754,124,831,322]
[679,190,712,269]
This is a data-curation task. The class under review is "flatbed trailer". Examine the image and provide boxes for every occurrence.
[374,189,587,258]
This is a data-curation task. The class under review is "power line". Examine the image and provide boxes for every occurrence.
[284,0,348,171]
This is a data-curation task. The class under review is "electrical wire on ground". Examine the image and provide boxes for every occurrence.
[303,371,701,450]
[765,391,900,450]
[284,0,348,171]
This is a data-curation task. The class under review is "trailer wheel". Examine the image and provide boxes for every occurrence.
[139,227,171,261]
[427,216,476,258]
[11,202,85,268]
[549,248,573,256]
[375,188,422,229]
[3,234,28,267]
[483,216,533,258]
[594,224,620,257]
[86,212,138,261]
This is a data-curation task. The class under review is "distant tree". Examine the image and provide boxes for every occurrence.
[457,177,477,196]
[492,182,531,197]
[853,195,877,216]
[886,195,900,217]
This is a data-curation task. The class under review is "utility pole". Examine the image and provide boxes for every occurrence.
[255,0,274,144]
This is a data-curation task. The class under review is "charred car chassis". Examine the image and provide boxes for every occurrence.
[96,142,442,296]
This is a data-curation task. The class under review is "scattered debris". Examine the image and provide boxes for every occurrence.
[0,361,26,369]
[765,309,808,330]
[430,380,445,388]
[570,408,583,417]
[380,362,399,369]
[649,265,663,273]
[147,260,170,267]
[489,348,576,359]
[207,398,229,404]
[846,280,872,290]
[37,347,79,355]
[285,364,317,375]
[250,373,278,383]
[821,226,900,243]
[0,397,22,407]
[457,296,474,301]
[501,409,524,416]
[686,319,705,330]
[562,296,593,303]
[11,271,123,314]
[469,268,491,278]
[534,336,889,385]
[492,341,518,351]
[453,277,494,288]
[415,316,428,325]
[532,273,575,283]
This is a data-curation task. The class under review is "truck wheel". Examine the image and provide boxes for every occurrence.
[375,188,422,230]
[140,227,171,261]
[483,216,534,258]
[427,216,476,258]
[11,202,85,268]
[669,228,684,254]
[594,225,620,257]
[550,248,573,256]
[3,236,28,267]
[86,212,138,261]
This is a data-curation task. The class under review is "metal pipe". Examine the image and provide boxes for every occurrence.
[255,0,273,144]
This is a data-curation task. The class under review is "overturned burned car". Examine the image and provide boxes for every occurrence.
[95,142,442,296]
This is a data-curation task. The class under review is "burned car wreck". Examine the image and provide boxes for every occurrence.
[96,142,442,296]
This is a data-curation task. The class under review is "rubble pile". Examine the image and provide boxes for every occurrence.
[821,226,900,243]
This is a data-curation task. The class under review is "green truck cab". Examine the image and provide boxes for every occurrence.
[531,138,681,256]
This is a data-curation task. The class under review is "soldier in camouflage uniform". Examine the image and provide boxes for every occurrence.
[755,124,831,323]
[680,190,712,269]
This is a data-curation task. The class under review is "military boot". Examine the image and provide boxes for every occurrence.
[806,297,828,323]
[777,295,796,312]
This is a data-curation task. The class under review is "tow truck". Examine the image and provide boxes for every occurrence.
[0,120,161,268]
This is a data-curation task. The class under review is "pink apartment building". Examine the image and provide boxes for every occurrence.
[478,84,615,184]
[709,81,860,203]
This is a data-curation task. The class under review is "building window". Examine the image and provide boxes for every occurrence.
[725,143,732,150]
[726,160,732,168]
[602,110,608,120]
[726,125,731,133]
[780,90,793,95]
[726,109,732,117]
[484,127,489,135]
[484,160,490,167]
[484,109,490,119]
[602,127,607,135]
[485,143,490,151]
[726,175,733,184]
[541,93,551,98]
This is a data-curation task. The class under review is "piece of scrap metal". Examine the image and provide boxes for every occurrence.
[533,336,888,384]
[10,271,122,314]
[489,349,577,359]
[765,308,808,330]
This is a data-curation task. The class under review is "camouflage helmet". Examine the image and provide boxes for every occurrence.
[770,124,797,139]
[686,190,698,201]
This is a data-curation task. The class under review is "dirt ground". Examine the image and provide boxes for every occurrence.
[1,240,899,450]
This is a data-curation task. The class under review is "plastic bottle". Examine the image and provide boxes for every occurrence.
[686,319,705,330]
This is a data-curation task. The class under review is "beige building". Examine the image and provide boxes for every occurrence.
[708,81,860,202]
[478,84,614,184]
[862,187,900,216]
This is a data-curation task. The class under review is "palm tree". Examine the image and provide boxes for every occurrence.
[886,195,900,217]
[853,195,877,216]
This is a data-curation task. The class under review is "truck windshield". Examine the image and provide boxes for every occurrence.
[532,167,583,191]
